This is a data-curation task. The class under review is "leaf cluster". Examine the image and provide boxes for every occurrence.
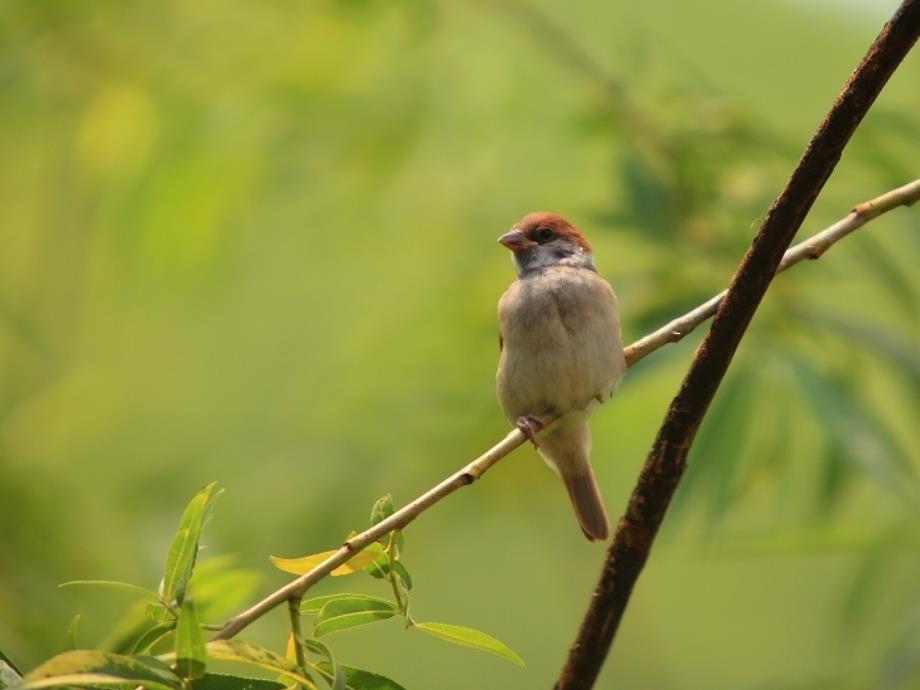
[2,486,521,690]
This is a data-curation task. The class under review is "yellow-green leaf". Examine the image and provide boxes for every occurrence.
[59,580,164,604]
[21,651,181,690]
[205,640,317,690]
[18,672,177,690]
[190,673,286,690]
[369,495,395,528]
[64,615,80,651]
[302,639,345,690]
[313,596,397,637]
[174,599,206,679]
[270,543,383,577]
[414,622,524,666]
[161,482,223,607]
[284,633,296,665]
[133,623,176,654]
[317,663,406,690]
[300,593,370,616]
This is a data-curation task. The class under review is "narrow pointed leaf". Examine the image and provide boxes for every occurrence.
[270,543,383,577]
[64,615,80,651]
[414,622,524,666]
[161,482,223,607]
[313,596,397,637]
[303,639,345,690]
[369,496,403,551]
[17,672,179,690]
[362,557,411,589]
[391,562,412,591]
[175,599,206,679]
[133,623,176,654]
[301,593,376,616]
[369,495,395,527]
[363,556,388,580]
[205,640,317,690]
[190,673,286,690]
[284,633,297,665]
[59,580,163,604]
[317,663,406,690]
[20,651,181,690]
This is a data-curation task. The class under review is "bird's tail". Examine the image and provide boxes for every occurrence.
[561,465,609,542]
[538,420,610,542]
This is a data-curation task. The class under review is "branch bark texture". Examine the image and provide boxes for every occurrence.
[555,3,920,688]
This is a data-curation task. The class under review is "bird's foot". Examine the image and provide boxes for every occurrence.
[516,415,545,448]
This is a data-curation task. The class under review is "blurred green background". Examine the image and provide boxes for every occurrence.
[1,0,918,688]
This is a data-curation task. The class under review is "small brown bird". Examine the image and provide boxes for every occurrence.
[496,212,626,541]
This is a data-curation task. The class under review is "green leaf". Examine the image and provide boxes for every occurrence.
[788,355,915,496]
[300,594,355,616]
[174,599,206,679]
[64,615,80,652]
[369,494,395,527]
[300,593,386,616]
[313,596,398,637]
[190,673,286,690]
[370,496,404,552]
[59,580,164,605]
[363,556,388,580]
[303,639,345,690]
[205,640,317,690]
[362,557,411,591]
[20,650,181,690]
[414,622,524,666]
[316,663,406,690]
[133,623,176,654]
[161,482,223,607]
[391,562,412,592]
[17,672,177,690]
[146,602,176,624]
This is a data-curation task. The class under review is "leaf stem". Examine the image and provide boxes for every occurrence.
[287,596,307,673]
[385,532,411,625]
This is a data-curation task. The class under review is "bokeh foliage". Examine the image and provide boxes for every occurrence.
[1,0,918,688]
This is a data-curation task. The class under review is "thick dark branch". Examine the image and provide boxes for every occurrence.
[555,3,920,689]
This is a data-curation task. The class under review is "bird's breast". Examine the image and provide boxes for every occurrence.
[496,267,626,421]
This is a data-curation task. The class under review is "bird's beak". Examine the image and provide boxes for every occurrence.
[498,228,536,251]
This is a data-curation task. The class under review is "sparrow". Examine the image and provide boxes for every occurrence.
[496,212,626,541]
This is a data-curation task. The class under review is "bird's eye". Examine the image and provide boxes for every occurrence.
[536,227,555,242]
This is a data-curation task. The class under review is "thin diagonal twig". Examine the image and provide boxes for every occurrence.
[211,175,918,642]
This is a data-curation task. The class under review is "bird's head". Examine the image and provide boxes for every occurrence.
[498,212,595,277]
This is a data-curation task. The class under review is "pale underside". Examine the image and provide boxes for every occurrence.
[496,264,626,426]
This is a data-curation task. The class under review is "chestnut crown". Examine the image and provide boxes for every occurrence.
[499,212,595,277]
[515,212,592,253]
